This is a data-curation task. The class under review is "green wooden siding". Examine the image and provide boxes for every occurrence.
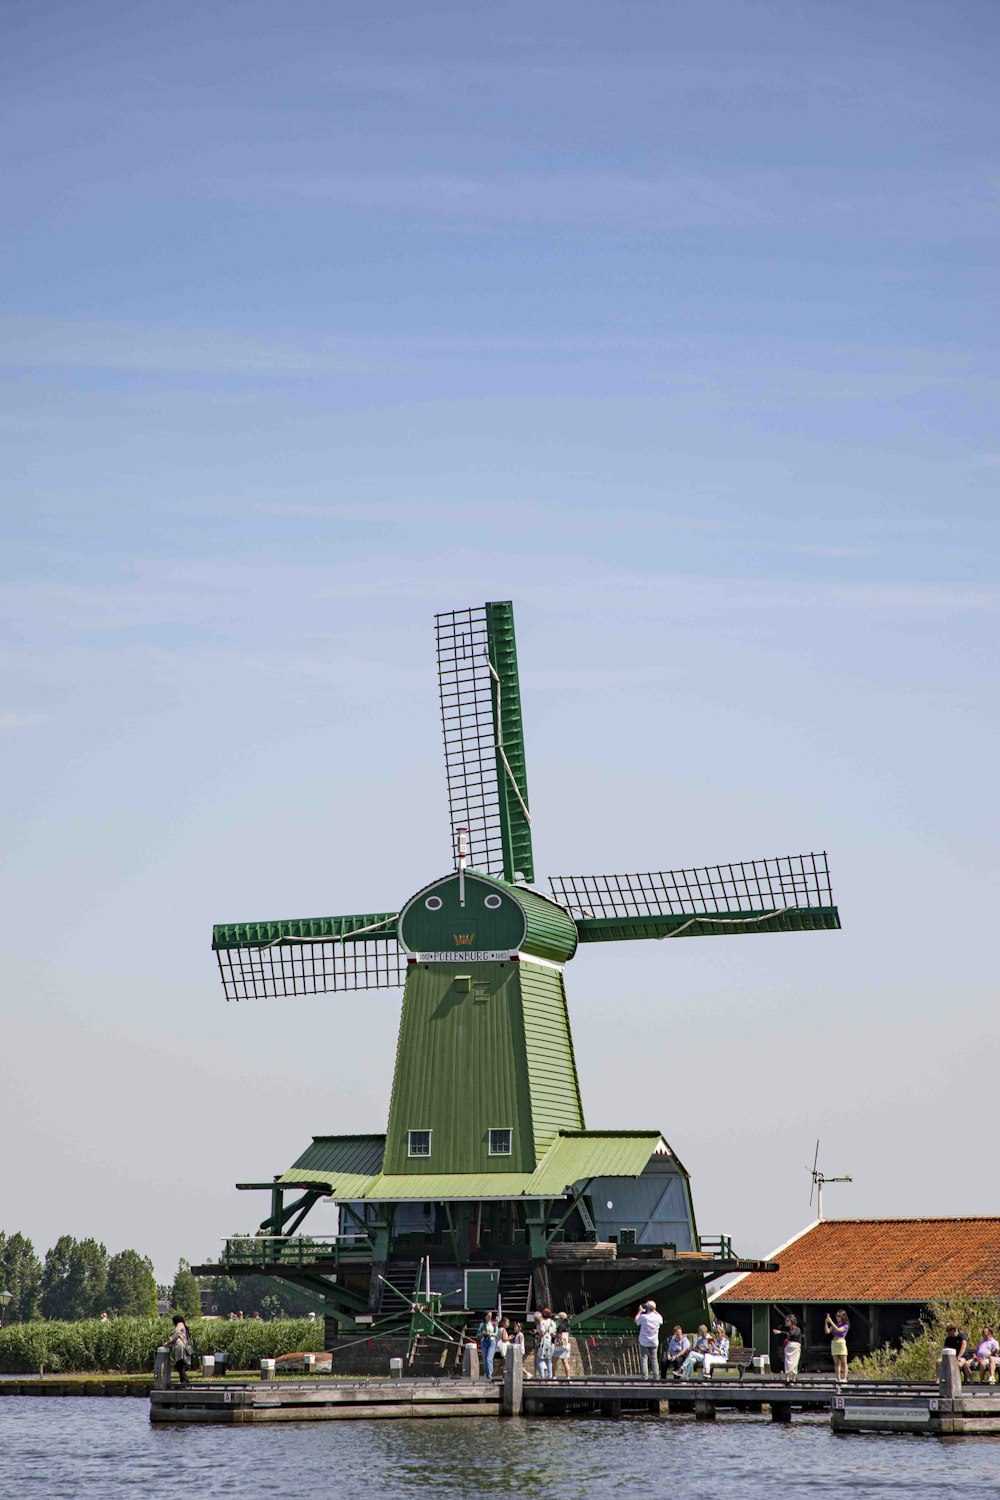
[383,963,536,1176]
[398,874,526,955]
[515,885,578,964]
[397,871,577,964]
[520,960,584,1155]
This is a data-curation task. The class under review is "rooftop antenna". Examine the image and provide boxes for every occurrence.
[808,1139,852,1221]
[456,826,469,907]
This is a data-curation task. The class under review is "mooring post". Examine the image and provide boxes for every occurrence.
[389,1357,404,1379]
[303,1354,315,1377]
[939,1348,961,1399]
[462,1342,480,1381]
[261,1358,276,1382]
[201,1354,215,1379]
[154,1347,171,1389]
[501,1343,523,1416]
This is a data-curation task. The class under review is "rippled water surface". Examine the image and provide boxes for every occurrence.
[2,1399,997,1498]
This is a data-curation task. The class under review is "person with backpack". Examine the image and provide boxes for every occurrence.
[167,1314,194,1385]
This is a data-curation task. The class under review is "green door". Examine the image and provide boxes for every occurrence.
[465,1269,500,1309]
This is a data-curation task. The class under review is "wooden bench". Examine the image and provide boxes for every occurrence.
[703,1346,757,1381]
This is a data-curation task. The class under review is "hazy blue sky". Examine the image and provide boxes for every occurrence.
[2,0,997,1281]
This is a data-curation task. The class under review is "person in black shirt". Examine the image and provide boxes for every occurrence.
[773,1314,803,1383]
[939,1323,968,1380]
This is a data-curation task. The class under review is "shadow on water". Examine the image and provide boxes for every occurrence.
[3,1400,999,1499]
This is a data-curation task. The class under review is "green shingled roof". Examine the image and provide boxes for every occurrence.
[278,1129,666,1201]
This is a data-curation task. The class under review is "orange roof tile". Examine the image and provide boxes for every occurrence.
[714,1218,1000,1304]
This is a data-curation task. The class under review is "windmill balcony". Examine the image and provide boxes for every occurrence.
[219,1234,372,1272]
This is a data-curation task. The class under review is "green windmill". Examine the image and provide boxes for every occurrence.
[205,602,839,1356]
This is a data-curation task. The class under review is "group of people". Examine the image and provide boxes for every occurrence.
[942,1324,999,1383]
[635,1302,732,1381]
[475,1307,573,1380]
[638,1303,853,1382]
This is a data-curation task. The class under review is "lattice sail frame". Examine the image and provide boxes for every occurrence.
[213,914,404,1000]
[549,852,834,921]
[215,939,405,1000]
[435,602,533,881]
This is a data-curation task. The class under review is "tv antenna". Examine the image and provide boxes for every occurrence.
[808,1139,852,1220]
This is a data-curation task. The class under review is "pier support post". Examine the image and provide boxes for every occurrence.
[501,1344,523,1416]
[154,1347,171,1389]
[694,1399,716,1421]
[462,1343,480,1381]
[939,1349,961,1399]
[770,1402,792,1423]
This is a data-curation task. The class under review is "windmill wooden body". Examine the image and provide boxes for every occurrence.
[202,602,840,1357]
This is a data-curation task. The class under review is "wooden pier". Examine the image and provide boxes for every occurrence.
[150,1376,500,1424]
[148,1349,996,1434]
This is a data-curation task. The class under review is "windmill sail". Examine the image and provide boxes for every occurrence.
[549,852,838,942]
[212,912,403,999]
[435,601,533,883]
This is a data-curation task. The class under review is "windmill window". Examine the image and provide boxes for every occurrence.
[484,894,502,910]
[488,1128,512,1156]
[408,1130,431,1158]
[425,896,443,911]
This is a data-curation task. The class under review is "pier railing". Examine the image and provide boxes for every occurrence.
[221,1234,371,1269]
[697,1234,733,1258]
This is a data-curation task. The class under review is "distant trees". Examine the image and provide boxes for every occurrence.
[170,1260,203,1321]
[106,1250,157,1316]
[0,1232,42,1322]
[40,1237,109,1321]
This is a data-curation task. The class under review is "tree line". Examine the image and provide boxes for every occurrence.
[0,1231,313,1323]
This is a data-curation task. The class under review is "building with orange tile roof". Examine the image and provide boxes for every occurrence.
[712,1218,1000,1369]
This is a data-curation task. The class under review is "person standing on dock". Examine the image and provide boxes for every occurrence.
[825,1310,850,1382]
[774,1314,803,1383]
[167,1315,193,1385]
[478,1310,499,1379]
[553,1313,572,1379]
[634,1299,663,1380]
[535,1313,554,1381]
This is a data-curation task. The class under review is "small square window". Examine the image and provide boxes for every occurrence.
[408,1130,431,1158]
[488,1128,512,1156]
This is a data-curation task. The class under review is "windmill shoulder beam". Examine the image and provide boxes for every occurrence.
[213,912,398,951]
[574,907,841,943]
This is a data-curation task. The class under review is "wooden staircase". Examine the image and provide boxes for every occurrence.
[498,1263,532,1316]
[376,1260,420,1314]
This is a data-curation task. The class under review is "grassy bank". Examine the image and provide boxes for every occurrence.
[0,1317,326,1374]
[851,1298,1000,1381]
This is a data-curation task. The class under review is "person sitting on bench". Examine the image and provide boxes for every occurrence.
[680,1325,711,1380]
[701,1323,731,1379]
[664,1325,690,1377]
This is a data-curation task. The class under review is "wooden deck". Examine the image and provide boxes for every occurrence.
[149,1377,500,1424]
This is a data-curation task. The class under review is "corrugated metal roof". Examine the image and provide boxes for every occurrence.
[277,1129,663,1201]
[279,1135,385,1197]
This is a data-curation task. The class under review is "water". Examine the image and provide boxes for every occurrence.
[1,1399,996,1498]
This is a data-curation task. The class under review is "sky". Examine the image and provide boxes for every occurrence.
[1,0,997,1284]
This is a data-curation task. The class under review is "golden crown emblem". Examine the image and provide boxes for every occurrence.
[453,933,476,946]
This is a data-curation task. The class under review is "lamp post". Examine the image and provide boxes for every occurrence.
[0,1290,12,1328]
